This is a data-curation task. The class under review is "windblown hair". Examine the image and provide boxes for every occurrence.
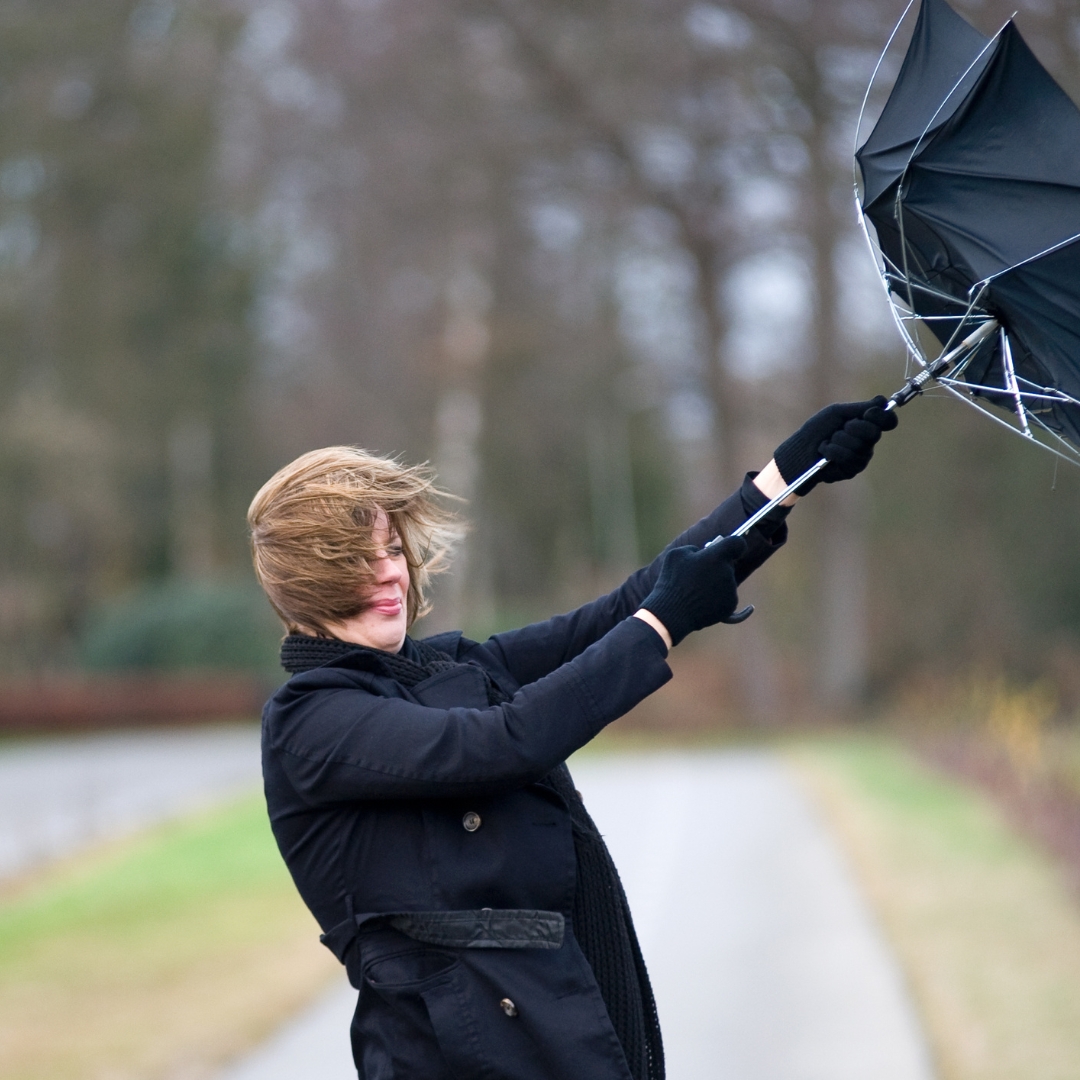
[247,447,461,636]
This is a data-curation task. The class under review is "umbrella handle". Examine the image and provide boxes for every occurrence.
[700,456,830,628]
[720,604,755,624]
[701,458,824,627]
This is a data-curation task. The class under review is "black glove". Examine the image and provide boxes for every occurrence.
[639,536,748,647]
[773,396,898,495]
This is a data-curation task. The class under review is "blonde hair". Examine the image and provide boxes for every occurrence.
[247,447,461,636]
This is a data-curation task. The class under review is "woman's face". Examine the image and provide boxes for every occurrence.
[324,509,411,653]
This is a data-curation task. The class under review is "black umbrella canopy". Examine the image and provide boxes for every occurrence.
[857,0,1080,450]
[857,0,992,210]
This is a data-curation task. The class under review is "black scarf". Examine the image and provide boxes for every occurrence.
[281,634,664,1080]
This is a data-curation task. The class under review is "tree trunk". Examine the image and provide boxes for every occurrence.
[431,258,491,632]
[805,98,868,707]
[690,238,740,494]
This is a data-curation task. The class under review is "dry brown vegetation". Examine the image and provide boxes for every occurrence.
[793,738,1080,1080]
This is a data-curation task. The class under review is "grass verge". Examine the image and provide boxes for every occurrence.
[0,794,339,1080]
[790,736,1080,1080]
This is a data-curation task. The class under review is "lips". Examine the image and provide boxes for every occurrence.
[370,597,403,616]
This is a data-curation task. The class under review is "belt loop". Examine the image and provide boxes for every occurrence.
[345,894,355,922]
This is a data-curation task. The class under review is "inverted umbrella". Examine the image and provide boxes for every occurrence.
[855,0,1080,456]
[723,0,1080,550]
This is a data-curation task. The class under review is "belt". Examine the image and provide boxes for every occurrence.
[320,905,566,962]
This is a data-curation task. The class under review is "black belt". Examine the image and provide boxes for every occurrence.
[320,906,565,962]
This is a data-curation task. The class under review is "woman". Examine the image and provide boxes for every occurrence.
[248,398,896,1080]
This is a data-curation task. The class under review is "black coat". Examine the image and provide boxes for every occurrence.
[261,477,787,1080]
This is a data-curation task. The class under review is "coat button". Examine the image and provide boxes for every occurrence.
[499,997,518,1017]
[462,811,482,832]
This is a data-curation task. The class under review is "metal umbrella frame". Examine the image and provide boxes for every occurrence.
[852,0,1080,471]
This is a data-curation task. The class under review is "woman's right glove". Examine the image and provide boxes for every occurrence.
[639,536,748,647]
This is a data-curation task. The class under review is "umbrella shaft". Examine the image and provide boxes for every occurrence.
[888,319,999,409]
[703,458,828,545]
[888,367,934,409]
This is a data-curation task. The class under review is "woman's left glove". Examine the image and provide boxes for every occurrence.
[639,536,748,647]
[773,396,898,495]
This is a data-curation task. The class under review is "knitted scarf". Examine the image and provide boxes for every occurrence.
[280,634,664,1080]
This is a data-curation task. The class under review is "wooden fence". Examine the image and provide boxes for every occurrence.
[0,674,269,732]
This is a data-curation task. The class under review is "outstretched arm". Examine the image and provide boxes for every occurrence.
[474,471,788,687]
[460,397,898,687]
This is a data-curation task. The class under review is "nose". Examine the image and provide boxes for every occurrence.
[372,550,402,583]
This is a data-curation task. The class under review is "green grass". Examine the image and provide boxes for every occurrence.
[0,794,338,1080]
[791,735,1080,1080]
[1,796,282,951]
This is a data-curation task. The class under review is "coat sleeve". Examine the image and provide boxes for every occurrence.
[265,616,671,804]
[479,472,790,688]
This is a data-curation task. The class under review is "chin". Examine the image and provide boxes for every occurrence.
[330,609,407,652]
[375,622,407,653]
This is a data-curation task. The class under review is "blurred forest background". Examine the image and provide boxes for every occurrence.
[2,0,1080,716]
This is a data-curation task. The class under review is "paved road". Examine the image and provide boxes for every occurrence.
[220,979,358,1080]
[0,724,262,880]
[218,749,936,1080]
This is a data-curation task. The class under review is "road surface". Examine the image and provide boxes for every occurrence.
[0,724,262,880]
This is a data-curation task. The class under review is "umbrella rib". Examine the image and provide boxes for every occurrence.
[896,193,917,312]
[886,279,991,358]
[1013,374,1080,405]
[887,275,991,311]
[977,229,1080,285]
[937,381,1080,466]
[1000,329,1032,436]
[932,284,991,358]
[887,296,925,373]
[939,378,1078,406]
[877,246,903,277]
[941,347,980,382]
[854,196,923,378]
[1022,407,1080,459]
[1028,412,1080,458]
